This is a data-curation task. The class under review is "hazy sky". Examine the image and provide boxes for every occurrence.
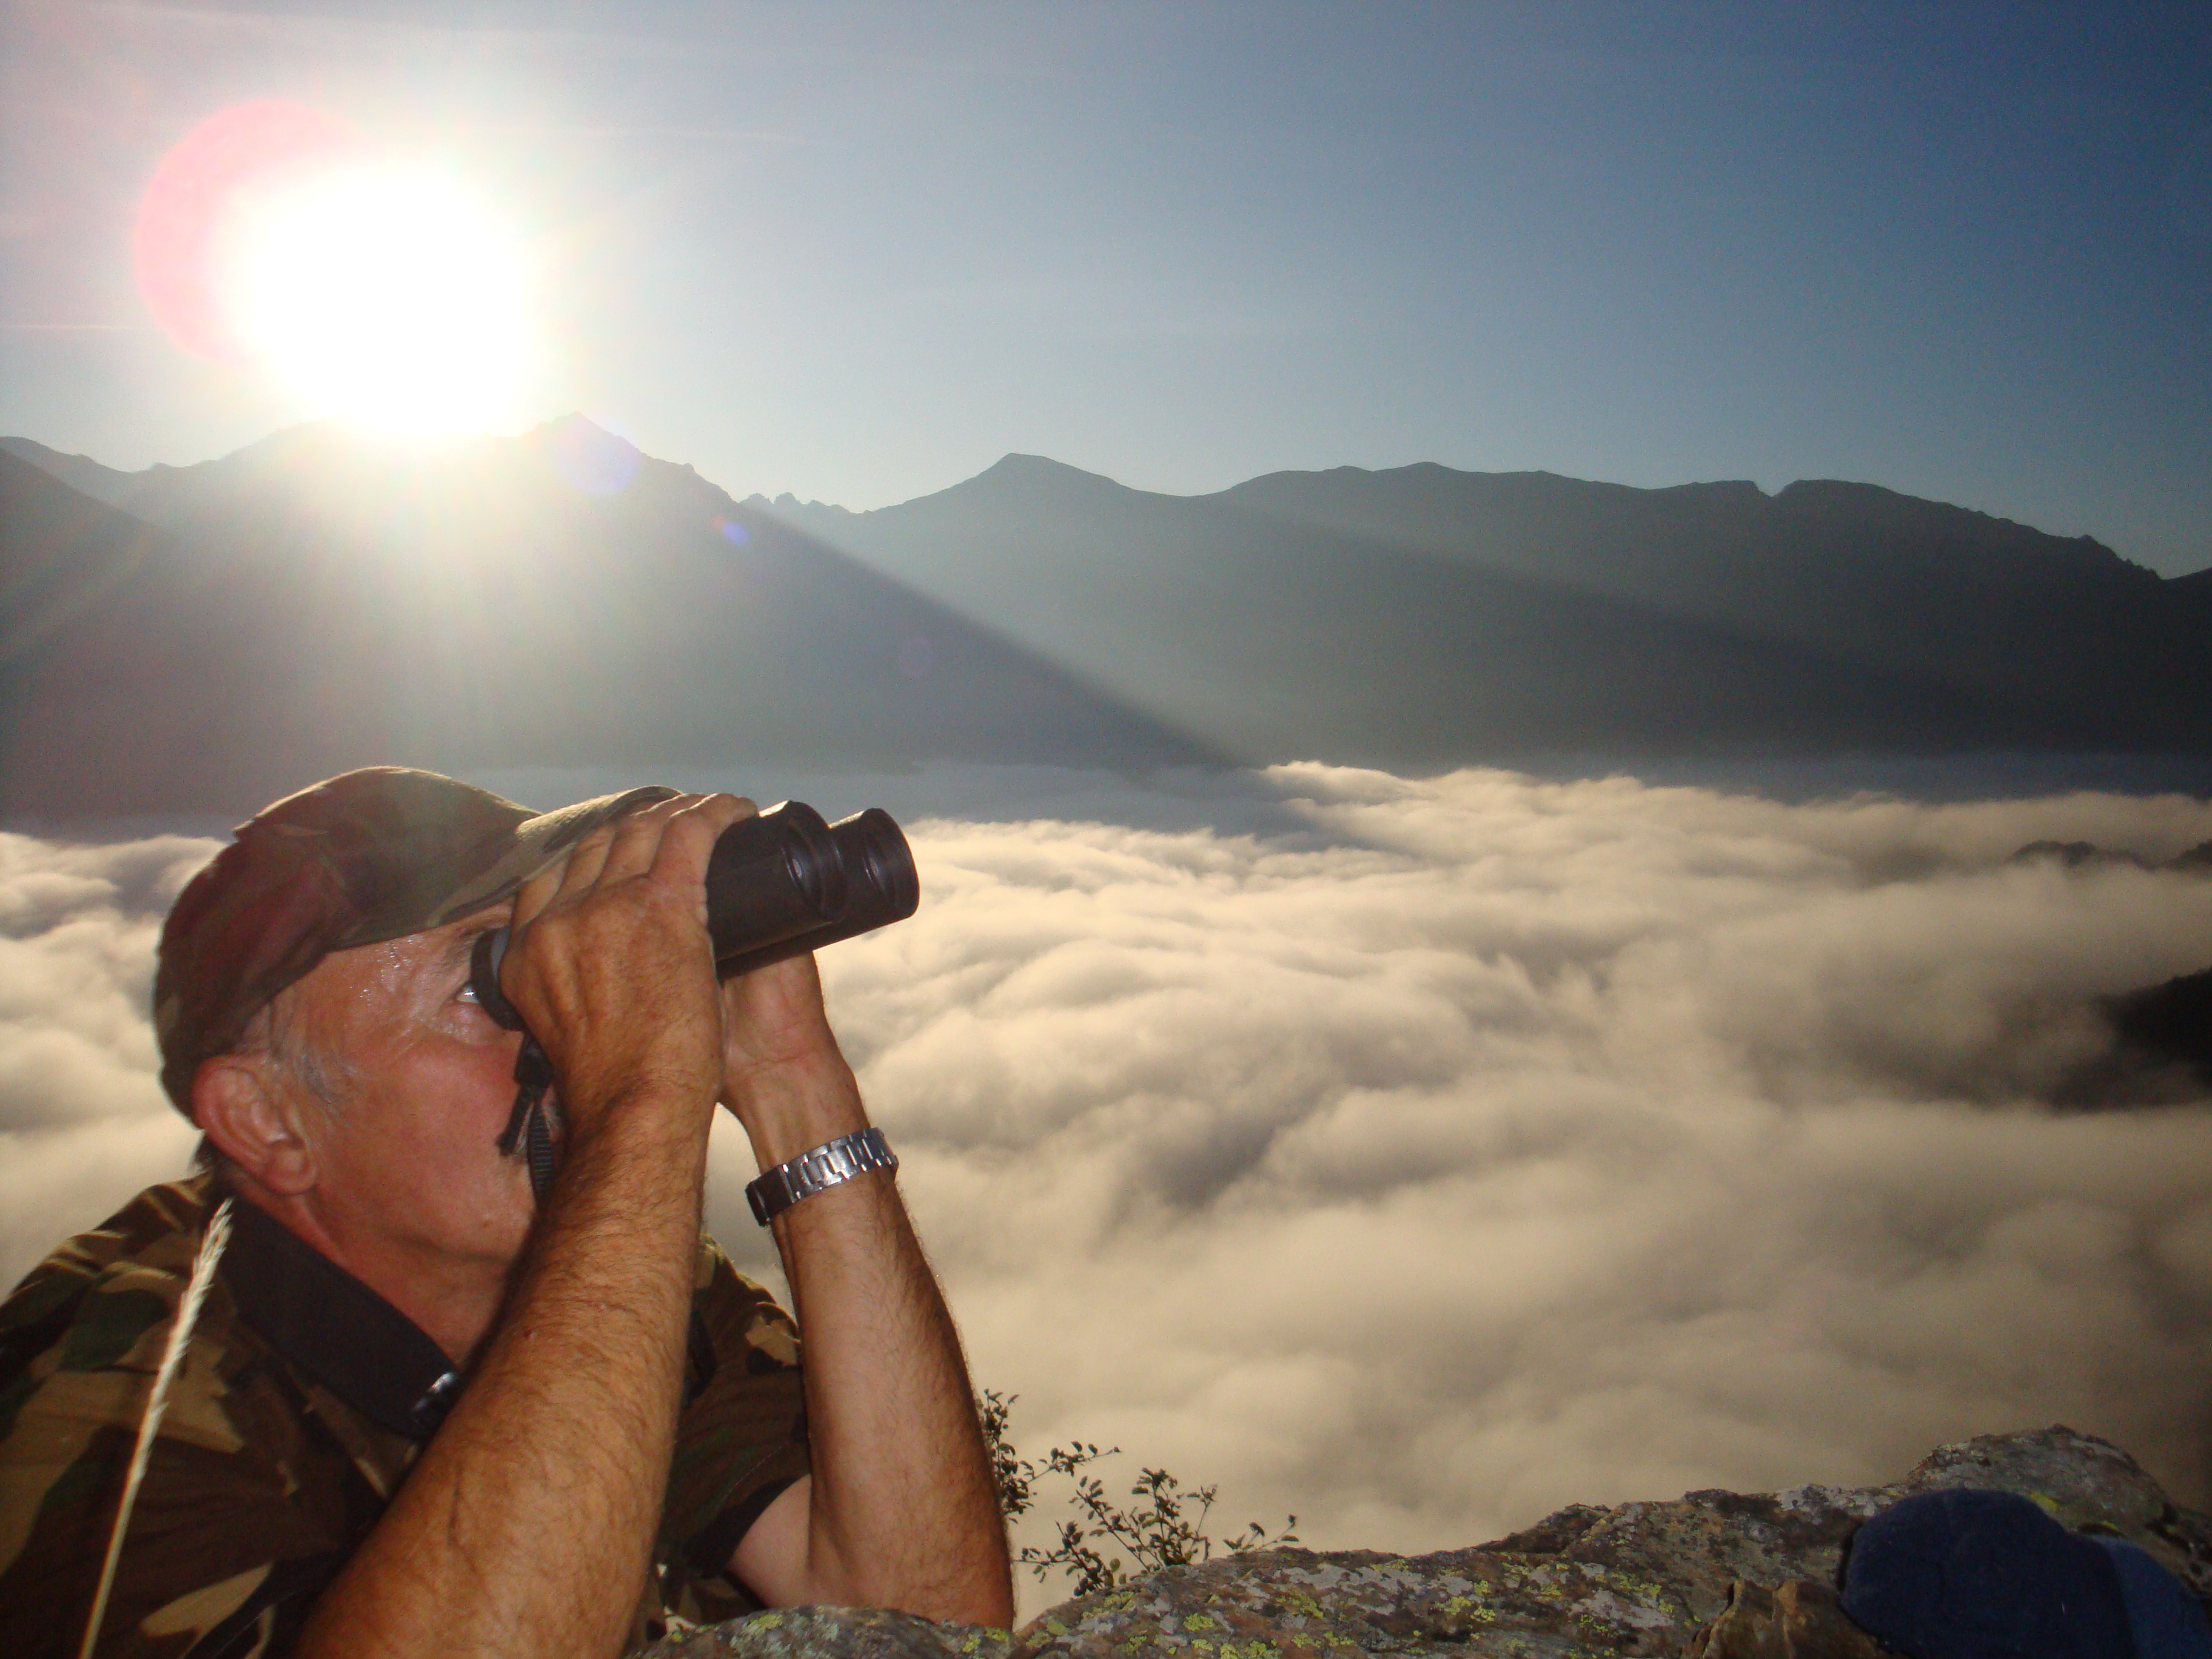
[4,1,2209,571]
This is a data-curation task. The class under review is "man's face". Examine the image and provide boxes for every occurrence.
[278,906,538,1273]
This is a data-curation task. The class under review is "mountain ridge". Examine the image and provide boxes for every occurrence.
[746,443,2210,762]
[4,422,2208,820]
[15,429,2196,586]
[0,420,1216,819]
[0,437,141,509]
[762,449,2190,584]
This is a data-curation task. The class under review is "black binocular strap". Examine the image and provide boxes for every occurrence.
[498,1035,560,1205]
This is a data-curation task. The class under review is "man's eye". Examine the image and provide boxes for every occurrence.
[456,980,481,1005]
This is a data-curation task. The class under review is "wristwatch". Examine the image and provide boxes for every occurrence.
[746,1127,899,1225]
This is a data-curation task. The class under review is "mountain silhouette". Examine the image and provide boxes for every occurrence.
[0,438,138,508]
[764,456,2211,765]
[0,422,1212,820]
[6,427,2207,820]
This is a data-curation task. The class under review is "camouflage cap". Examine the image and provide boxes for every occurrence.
[153,767,676,1116]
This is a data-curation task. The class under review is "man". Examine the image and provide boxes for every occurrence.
[0,768,1014,1658]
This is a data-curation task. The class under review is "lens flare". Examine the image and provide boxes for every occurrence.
[135,102,358,365]
[135,102,535,438]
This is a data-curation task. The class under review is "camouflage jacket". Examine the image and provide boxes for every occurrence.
[0,1175,812,1659]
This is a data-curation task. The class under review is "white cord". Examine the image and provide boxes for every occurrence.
[78,1197,235,1659]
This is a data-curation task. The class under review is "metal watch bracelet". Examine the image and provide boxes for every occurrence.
[745,1127,899,1225]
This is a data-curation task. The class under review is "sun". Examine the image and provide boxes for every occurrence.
[136,104,536,438]
[218,163,533,437]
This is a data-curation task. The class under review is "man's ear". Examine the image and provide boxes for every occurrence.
[195,1057,320,1196]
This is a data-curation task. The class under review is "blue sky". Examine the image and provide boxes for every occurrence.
[3,1,2208,571]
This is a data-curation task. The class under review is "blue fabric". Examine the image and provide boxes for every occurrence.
[1841,1488,2134,1659]
[2095,1539,2212,1659]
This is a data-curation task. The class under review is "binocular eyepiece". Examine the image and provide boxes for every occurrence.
[469,802,919,1033]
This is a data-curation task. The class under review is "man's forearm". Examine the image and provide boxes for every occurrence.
[731,1057,1014,1626]
[297,1102,708,1659]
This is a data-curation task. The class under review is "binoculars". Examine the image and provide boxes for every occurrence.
[469,801,920,1033]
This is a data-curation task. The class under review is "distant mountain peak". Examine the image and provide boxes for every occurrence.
[749,491,853,517]
[522,412,635,449]
[982,451,1108,478]
[966,452,1135,495]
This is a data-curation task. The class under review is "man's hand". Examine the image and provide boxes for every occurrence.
[506,791,752,1142]
[716,950,866,1167]
[720,950,842,1081]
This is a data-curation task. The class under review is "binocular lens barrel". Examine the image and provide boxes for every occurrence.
[469,800,920,1031]
[714,807,920,977]
[703,800,850,961]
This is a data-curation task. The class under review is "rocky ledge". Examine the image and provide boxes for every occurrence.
[643,1426,2210,1658]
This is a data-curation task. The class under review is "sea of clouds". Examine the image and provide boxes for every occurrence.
[6,762,2211,1588]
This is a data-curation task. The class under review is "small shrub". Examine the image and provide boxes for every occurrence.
[978,1389,1298,1598]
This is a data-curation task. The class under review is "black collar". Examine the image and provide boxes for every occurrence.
[218,1198,720,1443]
[220,1198,462,1442]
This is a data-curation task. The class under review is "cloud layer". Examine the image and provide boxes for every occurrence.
[0,832,211,1279]
[8,766,2212,1589]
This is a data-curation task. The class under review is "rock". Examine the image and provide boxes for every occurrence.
[650,1427,2210,1658]
[643,1607,1011,1659]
